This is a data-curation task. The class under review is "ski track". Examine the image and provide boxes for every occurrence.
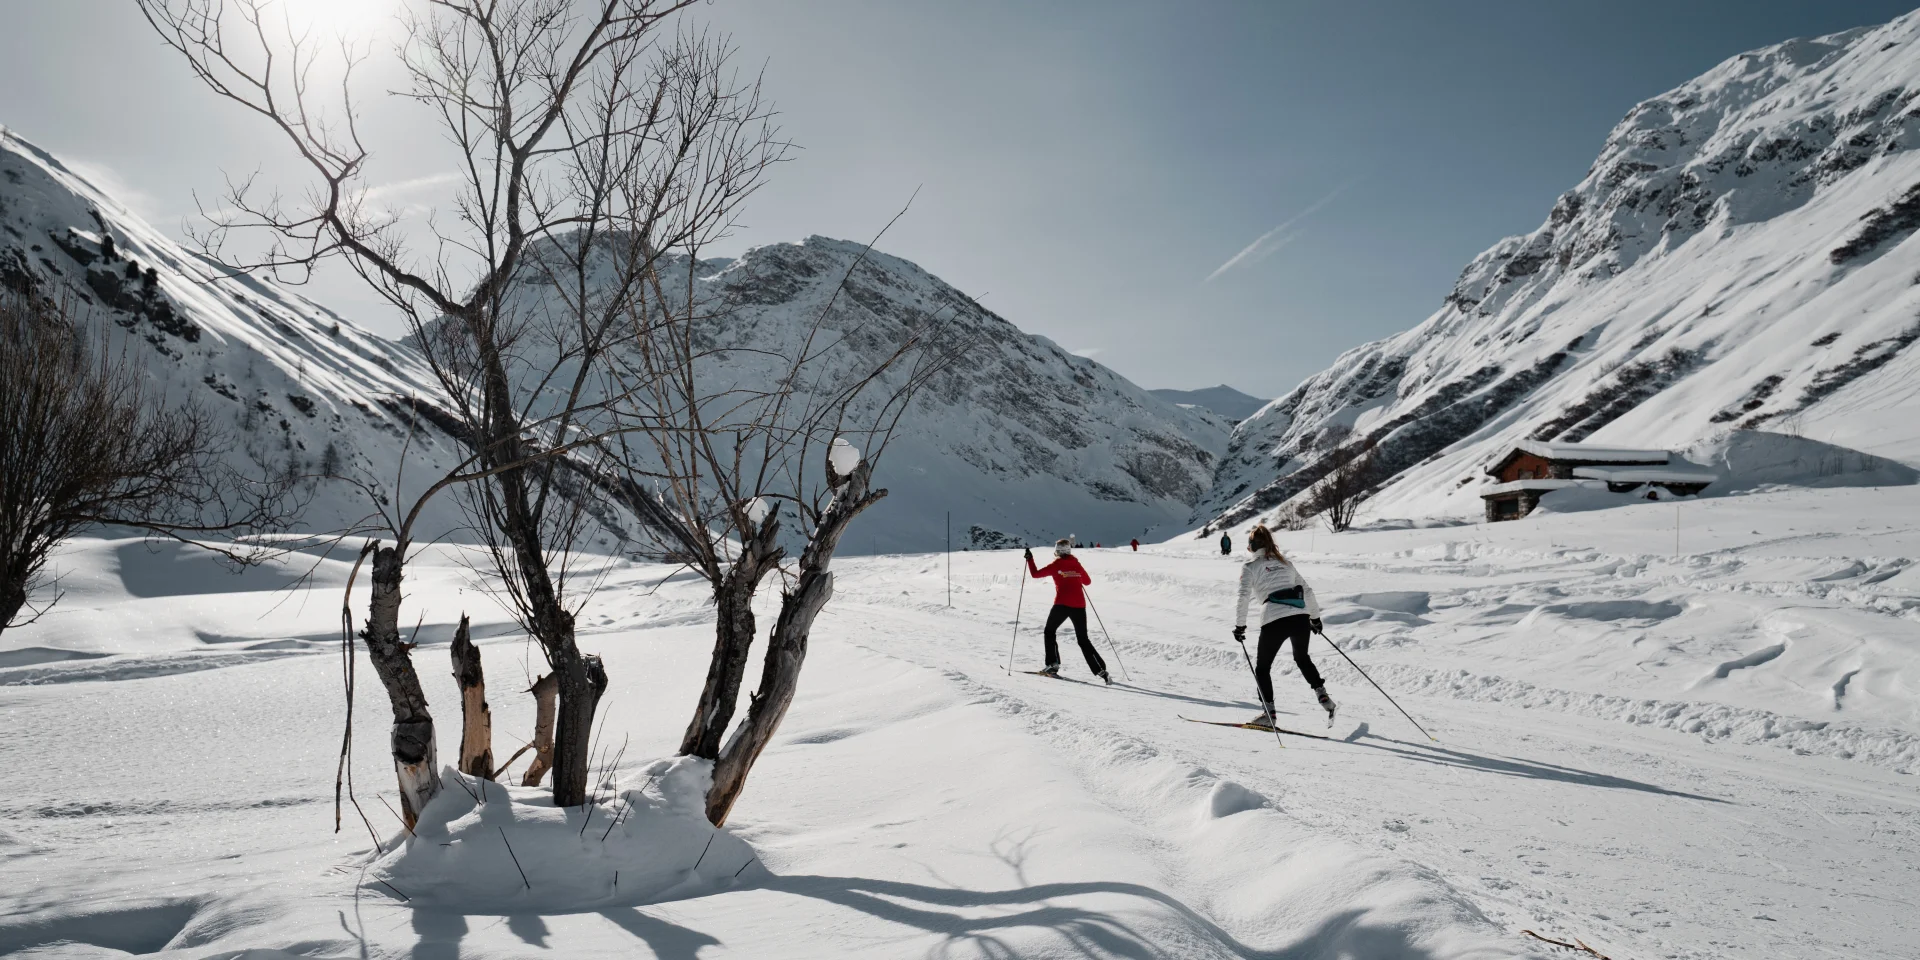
[827,517,1920,960]
[6,486,1920,958]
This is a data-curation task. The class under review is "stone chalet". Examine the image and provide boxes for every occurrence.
[1481,440,1716,521]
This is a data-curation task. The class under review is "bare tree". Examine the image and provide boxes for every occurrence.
[139,0,783,818]
[0,291,290,632]
[1294,425,1381,533]
[602,227,964,825]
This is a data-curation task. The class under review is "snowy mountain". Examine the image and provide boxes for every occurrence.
[491,236,1230,553]
[0,127,480,542]
[1199,11,1920,528]
[1149,384,1269,421]
[0,129,1224,554]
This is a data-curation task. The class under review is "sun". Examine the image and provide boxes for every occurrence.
[277,0,398,38]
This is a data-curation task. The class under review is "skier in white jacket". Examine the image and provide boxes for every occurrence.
[1233,523,1335,725]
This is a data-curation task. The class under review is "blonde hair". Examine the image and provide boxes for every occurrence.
[1247,524,1286,563]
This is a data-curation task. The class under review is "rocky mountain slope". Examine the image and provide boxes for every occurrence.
[494,236,1229,553]
[0,129,1223,554]
[1199,10,1920,528]
[0,127,480,543]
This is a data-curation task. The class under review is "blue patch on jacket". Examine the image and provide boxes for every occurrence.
[1265,585,1305,608]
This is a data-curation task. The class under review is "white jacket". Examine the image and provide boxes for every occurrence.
[1235,556,1321,628]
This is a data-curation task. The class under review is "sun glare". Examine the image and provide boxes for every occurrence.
[278,0,397,37]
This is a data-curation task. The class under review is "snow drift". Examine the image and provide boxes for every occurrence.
[374,756,759,913]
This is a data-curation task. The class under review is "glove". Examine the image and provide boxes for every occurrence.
[1232,625,1246,642]
[1309,618,1323,634]
[1023,548,1033,561]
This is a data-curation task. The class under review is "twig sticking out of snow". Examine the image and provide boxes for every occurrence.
[691,832,716,872]
[375,879,410,902]
[1522,930,1614,959]
[379,794,416,838]
[499,827,530,889]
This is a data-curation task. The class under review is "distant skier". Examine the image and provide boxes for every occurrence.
[1232,523,1335,725]
[1026,538,1110,683]
[1130,538,1139,552]
[1219,531,1232,556]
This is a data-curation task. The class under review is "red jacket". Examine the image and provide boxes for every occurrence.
[1028,553,1092,607]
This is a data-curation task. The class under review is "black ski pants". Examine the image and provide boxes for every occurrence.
[1254,615,1322,707]
[1043,604,1106,676]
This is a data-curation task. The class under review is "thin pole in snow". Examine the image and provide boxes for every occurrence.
[1083,592,1132,682]
[1315,624,1437,742]
[946,511,952,608]
[1005,551,1027,674]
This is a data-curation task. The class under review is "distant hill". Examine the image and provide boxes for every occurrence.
[1149,385,1269,421]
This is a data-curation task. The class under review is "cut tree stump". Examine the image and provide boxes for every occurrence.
[521,672,558,787]
[449,615,493,780]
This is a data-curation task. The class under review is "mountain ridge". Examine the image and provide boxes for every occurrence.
[1195,9,1920,529]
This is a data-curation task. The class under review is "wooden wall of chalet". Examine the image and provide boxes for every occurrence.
[1496,452,1555,483]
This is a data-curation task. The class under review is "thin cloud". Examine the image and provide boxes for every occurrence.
[1071,346,1104,358]
[363,170,462,201]
[1204,181,1353,284]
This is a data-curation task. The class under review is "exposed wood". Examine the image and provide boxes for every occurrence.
[707,461,885,826]
[521,673,559,787]
[448,614,493,780]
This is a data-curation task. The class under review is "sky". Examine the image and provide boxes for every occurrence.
[4,1,1919,398]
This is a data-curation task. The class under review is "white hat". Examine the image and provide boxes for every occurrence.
[1054,536,1074,557]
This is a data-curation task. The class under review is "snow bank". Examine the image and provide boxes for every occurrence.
[1686,430,1919,492]
[371,756,759,913]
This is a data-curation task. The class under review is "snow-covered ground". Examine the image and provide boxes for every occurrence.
[3,486,1917,958]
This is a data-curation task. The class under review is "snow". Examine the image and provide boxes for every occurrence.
[375,756,759,913]
[828,437,862,478]
[744,496,772,525]
[1481,478,1578,495]
[1569,465,1718,484]
[5,485,1919,958]
[1516,441,1671,464]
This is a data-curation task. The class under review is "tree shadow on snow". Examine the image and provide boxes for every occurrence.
[762,873,1464,959]
[1349,734,1729,803]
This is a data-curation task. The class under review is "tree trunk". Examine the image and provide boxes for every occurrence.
[550,645,608,807]
[0,572,25,633]
[448,614,493,780]
[469,312,606,806]
[706,463,884,826]
[360,545,440,828]
[521,672,559,787]
[680,519,782,759]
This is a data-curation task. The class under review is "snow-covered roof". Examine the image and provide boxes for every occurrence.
[1517,440,1670,464]
[1572,466,1717,485]
[1481,478,1579,497]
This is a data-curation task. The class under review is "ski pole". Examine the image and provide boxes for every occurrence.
[1232,631,1284,750]
[1005,552,1028,675]
[1314,625,1437,742]
[1082,592,1132,682]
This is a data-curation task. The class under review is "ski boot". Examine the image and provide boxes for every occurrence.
[1249,702,1277,727]
[1038,664,1060,677]
[1314,686,1337,726]
[1099,670,1113,686]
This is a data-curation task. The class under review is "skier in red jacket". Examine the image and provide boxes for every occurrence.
[1026,538,1110,683]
